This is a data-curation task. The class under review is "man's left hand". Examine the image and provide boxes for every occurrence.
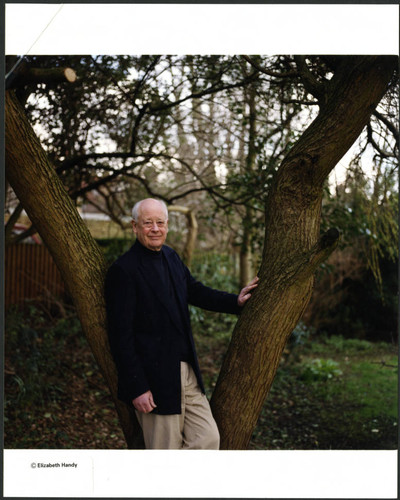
[237,276,259,307]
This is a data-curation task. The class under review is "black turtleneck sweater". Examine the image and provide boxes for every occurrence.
[137,241,193,364]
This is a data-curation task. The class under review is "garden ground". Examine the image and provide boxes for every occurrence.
[4,302,398,450]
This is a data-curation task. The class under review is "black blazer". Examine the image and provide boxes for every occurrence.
[104,241,240,414]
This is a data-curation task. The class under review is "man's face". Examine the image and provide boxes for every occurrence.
[132,200,168,251]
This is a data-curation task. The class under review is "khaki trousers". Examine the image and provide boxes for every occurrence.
[135,362,220,449]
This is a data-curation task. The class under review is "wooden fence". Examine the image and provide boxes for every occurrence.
[5,244,66,309]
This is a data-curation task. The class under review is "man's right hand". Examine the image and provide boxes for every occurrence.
[132,390,157,413]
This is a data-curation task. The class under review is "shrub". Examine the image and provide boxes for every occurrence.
[189,252,239,340]
[325,336,373,352]
[5,305,83,410]
[300,358,343,382]
[289,321,315,346]
[96,237,133,264]
[190,252,238,291]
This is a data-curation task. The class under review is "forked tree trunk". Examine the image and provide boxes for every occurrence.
[5,56,397,450]
[210,55,397,449]
[5,90,143,448]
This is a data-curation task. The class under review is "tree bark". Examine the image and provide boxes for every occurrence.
[5,90,143,448]
[211,56,397,449]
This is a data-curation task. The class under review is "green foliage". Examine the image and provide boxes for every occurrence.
[189,252,239,341]
[300,358,343,382]
[5,305,82,411]
[312,171,397,341]
[310,335,374,354]
[187,255,398,449]
[184,252,240,393]
[190,252,238,291]
[13,55,317,252]
[96,237,132,264]
[321,159,398,300]
[289,321,314,346]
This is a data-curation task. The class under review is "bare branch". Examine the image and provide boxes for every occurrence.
[148,71,260,113]
[57,153,148,174]
[282,98,319,106]
[241,56,298,78]
[366,123,396,159]
[7,224,39,245]
[373,109,399,142]
[83,190,130,231]
[5,202,23,242]
[130,104,150,155]
[131,56,162,105]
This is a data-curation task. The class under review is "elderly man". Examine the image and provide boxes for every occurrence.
[105,198,258,449]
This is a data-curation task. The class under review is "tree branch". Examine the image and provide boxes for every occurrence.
[147,71,260,113]
[83,189,130,231]
[4,202,23,242]
[367,123,395,159]
[56,152,145,173]
[242,56,298,78]
[5,88,143,448]
[8,224,39,245]
[293,56,328,106]
[261,229,341,288]
[130,104,150,155]
[131,56,162,105]
[372,109,399,142]
[282,98,319,106]
[6,64,76,89]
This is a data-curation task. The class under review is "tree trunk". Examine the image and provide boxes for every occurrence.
[5,90,144,448]
[168,205,198,266]
[240,83,257,288]
[239,230,253,288]
[211,56,397,449]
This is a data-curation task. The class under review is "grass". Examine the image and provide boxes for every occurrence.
[247,334,398,450]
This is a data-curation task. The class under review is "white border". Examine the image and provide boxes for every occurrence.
[5,4,400,55]
[4,449,398,498]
